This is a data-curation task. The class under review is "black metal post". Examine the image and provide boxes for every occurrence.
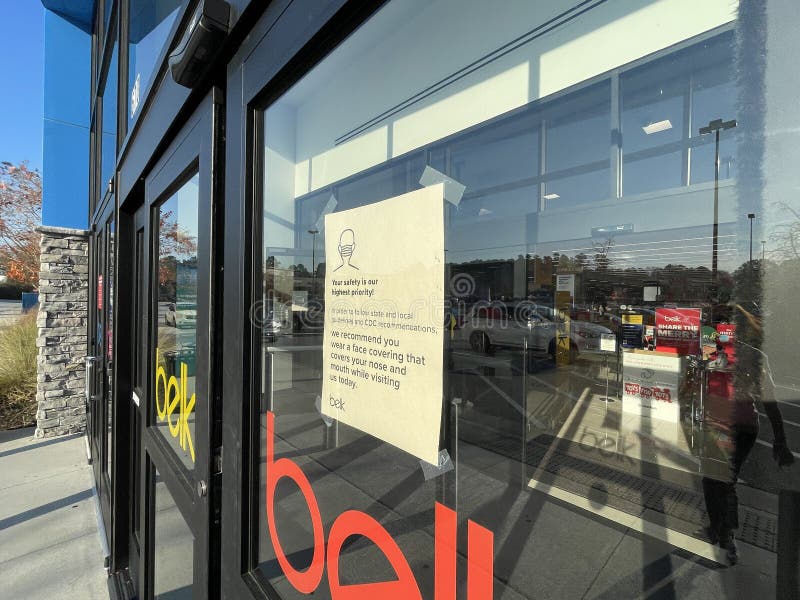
[308,228,318,297]
[699,118,737,313]
[522,335,528,489]
[712,128,720,281]
[777,490,800,600]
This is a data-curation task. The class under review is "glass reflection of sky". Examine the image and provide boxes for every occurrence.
[128,1,181,126]
[100,43,118,194]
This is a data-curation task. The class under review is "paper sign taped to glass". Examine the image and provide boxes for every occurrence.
[622,351,683,422]
[321,184,445,464]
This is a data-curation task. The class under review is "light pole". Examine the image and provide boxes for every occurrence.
[699,118,737,310]
[747,213,755,262]
[308,228,319,297]
[762,240,766,261]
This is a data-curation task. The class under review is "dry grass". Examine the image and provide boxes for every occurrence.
[0,312,38,430]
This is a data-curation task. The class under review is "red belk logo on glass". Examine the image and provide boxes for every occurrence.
[265,411,495,599]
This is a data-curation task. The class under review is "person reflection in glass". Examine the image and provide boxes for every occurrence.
[334,228,359,272]
[699,302,793,565]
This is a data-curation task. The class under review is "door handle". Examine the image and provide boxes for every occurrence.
[85,356,100,405]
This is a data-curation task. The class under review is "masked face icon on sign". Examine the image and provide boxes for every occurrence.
[334,228,359,272]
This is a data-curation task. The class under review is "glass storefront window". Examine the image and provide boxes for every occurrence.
[100,42,118,199]
[623,150,684,197]
[449,112,539,194]
[620,29,739,197]
[545,84,611,170]
[689,32,738,185]
[255,2,798,598]
[621,57,686,153]
[621,53,686,196]
[154,174,199,472]
[690,137,736,185]
[128,0,182,127]
[104,0,114,36]
[544,83,611,208]
[544,167,611,210]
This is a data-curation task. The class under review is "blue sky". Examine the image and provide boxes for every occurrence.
[0,3,44,172]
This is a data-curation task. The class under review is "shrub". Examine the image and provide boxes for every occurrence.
[0,312,38,429]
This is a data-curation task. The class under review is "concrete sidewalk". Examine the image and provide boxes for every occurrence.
[0,427,108,599]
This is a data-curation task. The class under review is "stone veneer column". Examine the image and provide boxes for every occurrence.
[35,226,90,438]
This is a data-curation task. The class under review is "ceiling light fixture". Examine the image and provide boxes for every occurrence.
[642,119,673,135]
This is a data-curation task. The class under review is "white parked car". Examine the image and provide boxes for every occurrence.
[461,302,612,358]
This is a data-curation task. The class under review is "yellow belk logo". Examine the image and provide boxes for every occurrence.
[155,348,196,462]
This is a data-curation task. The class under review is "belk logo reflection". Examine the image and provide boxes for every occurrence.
[155,348,196,462]
[265,410,495,598]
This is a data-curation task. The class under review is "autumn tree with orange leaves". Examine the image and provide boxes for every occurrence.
[157,209,198,300]
[0,162,41,287]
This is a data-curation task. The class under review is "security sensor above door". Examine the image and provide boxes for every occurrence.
[169,0,230,88]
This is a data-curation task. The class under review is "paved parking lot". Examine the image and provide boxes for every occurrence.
[0,299,24,327]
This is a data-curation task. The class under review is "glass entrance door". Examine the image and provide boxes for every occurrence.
[139,94,221,600]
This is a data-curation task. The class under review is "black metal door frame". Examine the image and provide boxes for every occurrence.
[89,191,116,548]
[219,2,385,598]
[109,199,147,593]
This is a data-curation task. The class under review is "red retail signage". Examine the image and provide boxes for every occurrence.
[265,411,494,599]
[655,308,701,355]
[97,275,103,310]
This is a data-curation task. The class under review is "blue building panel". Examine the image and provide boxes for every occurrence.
[43,11,90,128]
[41,7,91,229]
[41,0,94,33]
[42,119,89,229]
